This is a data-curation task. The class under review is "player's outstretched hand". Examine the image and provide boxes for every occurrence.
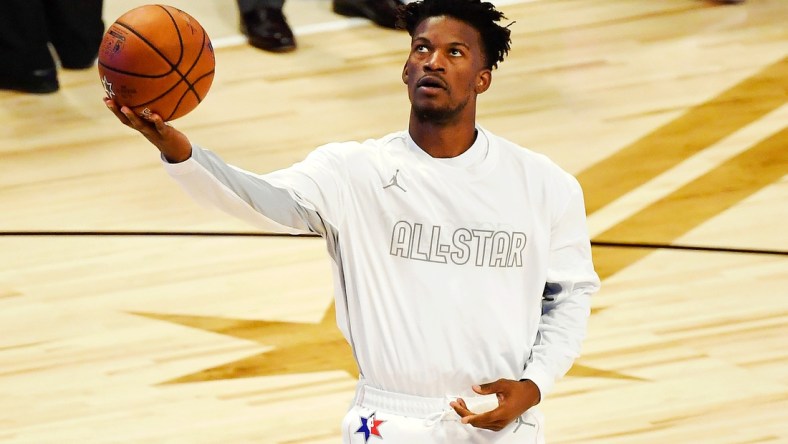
[450,379,541,431]
[103,98,192,163]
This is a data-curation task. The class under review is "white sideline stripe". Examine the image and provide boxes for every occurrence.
[211,0,539,49]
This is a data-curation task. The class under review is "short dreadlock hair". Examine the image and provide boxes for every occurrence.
[398,0,512,70]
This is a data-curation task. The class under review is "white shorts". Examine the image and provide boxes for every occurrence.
[342,382,546,444]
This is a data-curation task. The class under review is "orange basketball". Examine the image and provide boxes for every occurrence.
[98,5,215,121]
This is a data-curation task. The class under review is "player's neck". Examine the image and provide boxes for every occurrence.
[408,116,478,159]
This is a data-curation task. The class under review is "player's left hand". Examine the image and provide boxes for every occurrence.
[450,379,541,431]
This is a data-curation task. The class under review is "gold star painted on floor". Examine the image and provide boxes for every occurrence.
[131,305,356,384]
[131,304,636,385]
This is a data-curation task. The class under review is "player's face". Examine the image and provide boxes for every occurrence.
[402,16,491,123]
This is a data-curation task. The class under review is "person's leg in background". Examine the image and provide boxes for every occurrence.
[0,0,59,93]
[236,0,406,54]
[44,0,104,69]
[331,0,402,29]
[237,0,296,53]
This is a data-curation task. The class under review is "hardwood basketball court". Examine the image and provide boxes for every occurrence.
[1,0,786,442]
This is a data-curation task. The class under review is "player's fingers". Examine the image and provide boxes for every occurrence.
[452,398,510,430]
[462,410,491,426]
[120,106,158,135]
[449,398,474,418]
[150,113,169,134]
[103,98,132,126]
[474,379,505,395]
[463,410,504,429]
[119,106,145,129]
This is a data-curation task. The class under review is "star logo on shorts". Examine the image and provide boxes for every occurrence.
[101,76,115,99]
[355,412,385,442]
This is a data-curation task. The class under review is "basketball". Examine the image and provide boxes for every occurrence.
[98,5,215,121]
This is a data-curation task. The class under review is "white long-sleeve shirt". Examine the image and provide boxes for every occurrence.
[163,126,600,399]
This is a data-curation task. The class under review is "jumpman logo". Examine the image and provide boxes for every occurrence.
[512,415,535,434]
[383,169,407,192]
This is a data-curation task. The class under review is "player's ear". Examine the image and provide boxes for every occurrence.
[402,64,409,84]
[475,69,492,94]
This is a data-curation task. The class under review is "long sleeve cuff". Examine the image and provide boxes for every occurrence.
[161,155,200,175]
[521,365,555,399]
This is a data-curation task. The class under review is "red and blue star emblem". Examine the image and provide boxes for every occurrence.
[355,412,385,442]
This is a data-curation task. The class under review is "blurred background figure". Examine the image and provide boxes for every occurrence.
[237,0,296,53]
[238,0,402,53]
[0,0,104,94]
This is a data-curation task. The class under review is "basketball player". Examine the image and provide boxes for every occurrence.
[105,0,600,442]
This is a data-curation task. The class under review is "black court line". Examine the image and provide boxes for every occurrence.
[591,241,787,257]
[0,230,319,238]
[1,231,786,257]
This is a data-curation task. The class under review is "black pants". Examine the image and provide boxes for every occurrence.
[237,0,286,13]
[0,0,104,76]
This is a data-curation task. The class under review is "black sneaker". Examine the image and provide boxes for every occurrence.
[240,7,297,53]
[0,68,59,94]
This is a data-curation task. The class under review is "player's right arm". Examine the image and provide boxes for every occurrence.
[104,98,192,163]
[104,97,345,236]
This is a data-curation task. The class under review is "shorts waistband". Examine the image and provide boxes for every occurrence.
[353,382,499,420]
[355,384,447,418]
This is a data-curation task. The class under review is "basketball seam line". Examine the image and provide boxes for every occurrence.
[169,69,215,121]
[166,26,211,120]
[97,62,171,79]
[158,5,185,68]
[159,5,215,120]
[158,4,195,121]
[114,22,180,76]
